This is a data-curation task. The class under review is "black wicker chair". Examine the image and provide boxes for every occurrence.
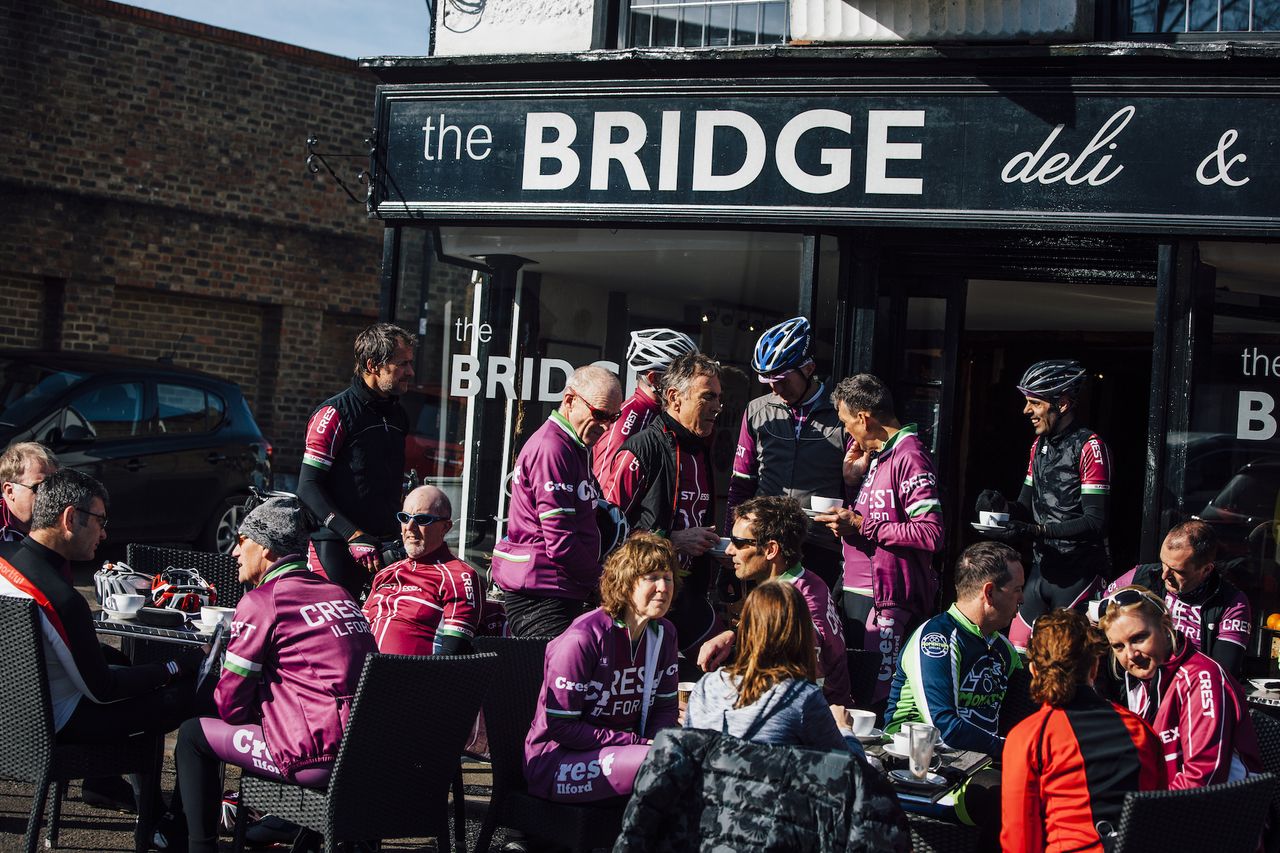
[1251,709,1280,853]
[998,664,1037,735]
[1112,772,1276,853]
[125,543,243,608]
[472,636,627,853]
[0,596,163,853]
[906,813,980,853]
[232,652,496,853]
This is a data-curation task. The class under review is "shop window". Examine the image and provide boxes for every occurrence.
[1128,0,1280,34]
[392,226,813,567]
[620,0,787,47]
[1173,242,1280,634]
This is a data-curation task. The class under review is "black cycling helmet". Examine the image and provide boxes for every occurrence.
[1016,359,1089,401]
[596,499,631,561]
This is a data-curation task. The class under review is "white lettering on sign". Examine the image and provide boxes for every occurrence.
[692,111,766,192]
[865,110,926,195]
[592,112,650,191]
[449,355,623,402]
[523,112,580,190]
[1001,106,1133,187]
[774,109,852,195]
[1196,129,1250,187]
[421,114,492,162]
[1237,391,1277,441]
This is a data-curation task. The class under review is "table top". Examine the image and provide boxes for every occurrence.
[93,611,214,646]
[1246,678,1280,708]
[864,739,993,810]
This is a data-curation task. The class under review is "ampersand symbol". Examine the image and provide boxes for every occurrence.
[1196,129,1250,187]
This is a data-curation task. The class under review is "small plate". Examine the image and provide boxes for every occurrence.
[101,607,138,621]
[882,741,910,759]
[971,522,1008,534]
[854,727,884,743]
[889,768,947,787]
[804,507,841,518]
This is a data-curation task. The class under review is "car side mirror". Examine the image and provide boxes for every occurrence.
[49,424,94,447]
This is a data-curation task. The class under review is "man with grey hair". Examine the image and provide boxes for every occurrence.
[604,352,723,662]
[491,365,622,637]
[298,322,416,598]
[362,485,482,655]
[1,441,59,541]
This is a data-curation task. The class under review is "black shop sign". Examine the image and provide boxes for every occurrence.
[370,77,1280,234]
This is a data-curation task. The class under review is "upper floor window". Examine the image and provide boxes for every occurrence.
[1130,0,1280,33]
[621,0,787,47]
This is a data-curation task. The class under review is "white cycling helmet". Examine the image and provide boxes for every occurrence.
[626,328,698,374]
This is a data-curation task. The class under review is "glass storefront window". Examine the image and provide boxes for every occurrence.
[392,226,813,569]
[1173,242,1280,649]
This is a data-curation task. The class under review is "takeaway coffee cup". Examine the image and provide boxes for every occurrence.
[979,511,1010,528]
[678,682,696,706]
[200,605,235,629]
[105,593,145,615]
[810,496,842,513]
[845,708,876,736]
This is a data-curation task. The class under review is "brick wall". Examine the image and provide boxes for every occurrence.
[0,0,386,472]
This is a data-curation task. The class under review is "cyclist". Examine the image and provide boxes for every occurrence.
[298,323,415,599]
[0,442,58,542]
[977,359,1111,651]
[727,316,846,591]
[593,328,698,486]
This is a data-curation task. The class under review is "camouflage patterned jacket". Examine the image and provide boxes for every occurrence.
[616,728,911,853]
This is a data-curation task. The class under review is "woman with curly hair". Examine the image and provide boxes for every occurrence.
[684,580,863,753]
[523,531,680,803]
[1001,608,1165,853]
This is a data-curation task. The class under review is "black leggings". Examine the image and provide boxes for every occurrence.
[502,591,589,638]
[310,537,368,600]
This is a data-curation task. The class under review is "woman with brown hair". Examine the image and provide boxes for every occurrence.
[1001,609,1165,853]
[523,531,680,803]
[684,580,863,752]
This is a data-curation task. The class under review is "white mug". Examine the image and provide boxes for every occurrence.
[105,593,145,615]
[200,605,235,629]
[845,708,877,736]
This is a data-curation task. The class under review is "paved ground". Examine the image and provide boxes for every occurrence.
[0,762,512,851]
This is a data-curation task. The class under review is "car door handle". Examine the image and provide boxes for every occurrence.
[206,452,227,463]
[124,459,147,472]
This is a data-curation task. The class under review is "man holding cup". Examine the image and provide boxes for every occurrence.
[819,374,944,709]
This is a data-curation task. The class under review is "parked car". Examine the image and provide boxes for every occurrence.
[0,349,272,552]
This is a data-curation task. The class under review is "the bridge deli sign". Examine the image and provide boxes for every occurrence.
[370,77,1280,233]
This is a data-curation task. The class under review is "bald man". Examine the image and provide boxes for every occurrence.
[362,486,482,655]
[491,366,623,637]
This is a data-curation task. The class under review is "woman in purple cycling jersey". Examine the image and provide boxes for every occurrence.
[524,532,680,803]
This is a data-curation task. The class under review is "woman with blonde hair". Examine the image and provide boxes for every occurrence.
[1098,585,1262,789]
[523,532,680,803]
[684,580,863,752]
[1001,609,1165,852]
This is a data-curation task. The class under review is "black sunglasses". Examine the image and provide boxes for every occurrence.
[728,535,759,549]
[570,392,622,424]
[397,512,447,526]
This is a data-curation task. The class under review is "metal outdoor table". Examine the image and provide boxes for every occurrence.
[864,739,993,818]
[93,611,215,647]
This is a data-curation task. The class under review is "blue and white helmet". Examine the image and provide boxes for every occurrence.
[752,316,812,377]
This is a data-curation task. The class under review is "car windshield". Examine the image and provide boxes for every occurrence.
[0,359,86,427]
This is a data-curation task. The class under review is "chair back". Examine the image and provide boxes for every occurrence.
[1112,772,1276,853]
[845,648,882,708]
[474,636,551,796]
[1250,709,1280,853]
[126,543,243,608]
[326,652,496,840]
[998,664,1037,735]
[0,597,55,783]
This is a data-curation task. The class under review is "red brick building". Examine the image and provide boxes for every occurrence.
[0,0,385,472]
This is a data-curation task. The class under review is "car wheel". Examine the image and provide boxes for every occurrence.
[203,497,247,554]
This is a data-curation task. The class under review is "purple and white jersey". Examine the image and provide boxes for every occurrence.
[778,564,852,705]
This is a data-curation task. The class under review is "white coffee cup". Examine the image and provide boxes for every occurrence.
[846,708,877,736]
[105,593,145,615]
[710,537,731,555]
[810,496,842,513]
[200,605,235,629]
[979,511,1009,528]
[893,721,929,753]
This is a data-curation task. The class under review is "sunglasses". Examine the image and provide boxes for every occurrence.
[757,369,794,384]
[1102,587,1167,613]
[570,392,622,424]
[728,535,759,549]
[396,512,447,526]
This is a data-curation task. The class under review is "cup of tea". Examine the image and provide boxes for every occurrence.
[845,708,877,736]
[200,605,235,629]
[105,593,145,615]
[810,496,842,513]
